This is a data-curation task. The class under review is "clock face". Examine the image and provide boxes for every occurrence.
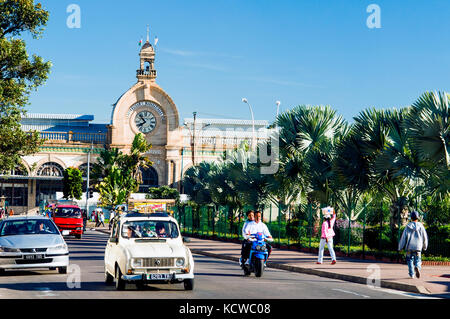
[134,110,157,133]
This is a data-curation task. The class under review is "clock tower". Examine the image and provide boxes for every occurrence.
[108,29,184,189]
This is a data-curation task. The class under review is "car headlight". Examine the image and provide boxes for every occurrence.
[48,243,68,253]
[176,258,185,267]
[132,258,143,268]
[0,247,20,253]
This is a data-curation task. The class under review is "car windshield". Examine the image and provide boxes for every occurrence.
[121,220,179,239]
[54,207,81,218]
[0,219,59,236]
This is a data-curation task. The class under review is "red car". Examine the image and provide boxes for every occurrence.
[53,205,84,239]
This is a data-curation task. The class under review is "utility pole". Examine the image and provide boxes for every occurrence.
[85,142,93,217]
[191,112,197,166]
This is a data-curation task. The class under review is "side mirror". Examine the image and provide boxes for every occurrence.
[109,237,119,244]
[182,237,191,243]
[61,230,70,236]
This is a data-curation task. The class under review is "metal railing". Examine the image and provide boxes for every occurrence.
[40,131,107,144]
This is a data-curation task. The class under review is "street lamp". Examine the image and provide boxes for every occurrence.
[242,98,256,149]
[275,101,281,119]
[85,141,94,216]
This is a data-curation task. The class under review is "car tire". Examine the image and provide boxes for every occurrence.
[0,269,5,275]
[75,234,82,239]
[135,281,146,290]
[49,267,56,271]
[115,266,126,291]
[105,269,114,285]
[184,278,194,291]
[58,266,67,274]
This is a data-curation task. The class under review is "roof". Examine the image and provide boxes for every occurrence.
[2,216,48,220]
[22,113,94,121]
[183,118,269,126]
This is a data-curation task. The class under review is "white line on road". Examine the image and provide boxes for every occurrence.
[332,288,370,298]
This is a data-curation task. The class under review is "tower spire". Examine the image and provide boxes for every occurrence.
[146,24,150,43]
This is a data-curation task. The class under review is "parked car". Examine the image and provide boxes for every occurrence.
[53,205,84,239]
[0,216,69,274]
[104,211,195,290]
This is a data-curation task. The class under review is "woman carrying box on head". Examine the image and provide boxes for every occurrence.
[317,206,337,265]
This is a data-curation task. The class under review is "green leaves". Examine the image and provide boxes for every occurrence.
[0,0,50,172]
[63,167,83,200]
[93,134,153,207]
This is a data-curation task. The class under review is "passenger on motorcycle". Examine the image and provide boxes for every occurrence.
[240,210,255,267]
[243,211,273,265]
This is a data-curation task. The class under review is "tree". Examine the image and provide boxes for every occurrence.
[146,185,180,202]
[0,0,50,172]
[406,91,450,199]
[93,134,153,207]
[62,167,83,200]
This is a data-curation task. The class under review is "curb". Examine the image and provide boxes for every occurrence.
[92,228,430,295]
[190,249,431,295]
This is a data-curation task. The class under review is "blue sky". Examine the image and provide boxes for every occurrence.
[25,0,450,124]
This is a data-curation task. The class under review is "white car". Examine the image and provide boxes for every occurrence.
[104,211,195,290]
[0,216,69,274]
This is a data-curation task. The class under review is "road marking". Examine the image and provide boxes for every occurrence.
[332,288,370,298]
[35,287,57,297]
[375,288,440,299]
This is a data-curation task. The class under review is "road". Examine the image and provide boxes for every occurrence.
[0,230,436,299]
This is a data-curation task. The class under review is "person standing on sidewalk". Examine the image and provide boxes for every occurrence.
[398,211,428,279]
[317,206,337,265]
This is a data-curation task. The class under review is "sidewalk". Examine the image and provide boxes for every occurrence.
[93,227,450,297]
[186,237,450,297]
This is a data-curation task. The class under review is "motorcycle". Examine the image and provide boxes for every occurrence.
[242,232,272,277]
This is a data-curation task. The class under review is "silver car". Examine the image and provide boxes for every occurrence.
[0,216,69,274]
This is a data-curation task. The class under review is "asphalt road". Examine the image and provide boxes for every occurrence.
[0,230,436,299]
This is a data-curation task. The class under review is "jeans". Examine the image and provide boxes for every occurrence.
[318,238,336,263]
[406,251,422,277]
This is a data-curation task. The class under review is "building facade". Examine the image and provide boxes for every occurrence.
[0,39,271,213]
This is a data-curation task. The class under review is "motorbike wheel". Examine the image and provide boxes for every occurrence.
[243,265,251,276]
[254,259,264,277]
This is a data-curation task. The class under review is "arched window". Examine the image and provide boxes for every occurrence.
[139,166,158,193]
[36,162,64,177]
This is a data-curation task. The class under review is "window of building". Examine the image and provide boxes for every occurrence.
[36,162,64,177]
[0,180,28,207]
[138,166,158,193]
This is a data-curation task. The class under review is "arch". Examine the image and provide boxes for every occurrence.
[36,162,65,177]
[139,166,159,193]
[77,163,90,178]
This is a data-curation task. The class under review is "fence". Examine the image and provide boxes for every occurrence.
[173,204,449,259]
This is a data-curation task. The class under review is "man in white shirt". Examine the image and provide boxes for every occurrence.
[240,210,255,266]
[253,211,273,258]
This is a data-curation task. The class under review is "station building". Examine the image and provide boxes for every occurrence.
[0,39,271,213]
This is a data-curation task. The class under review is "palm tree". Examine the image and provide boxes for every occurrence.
[407,91,450,199]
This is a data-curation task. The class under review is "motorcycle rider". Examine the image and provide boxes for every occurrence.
[239,210,255,267]
[242,211,273,266]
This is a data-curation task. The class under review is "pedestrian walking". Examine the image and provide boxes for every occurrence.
[317,206,337,265]
[94,210,99,227]
[82,209,87,232]
[109,210,115,230]
[398,211,428,279]
[99,211,105,227]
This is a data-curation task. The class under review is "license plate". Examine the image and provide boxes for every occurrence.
[147,273,171,280]
[23,254,44,260]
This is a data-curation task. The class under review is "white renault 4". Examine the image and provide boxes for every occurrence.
[104,211,194,291]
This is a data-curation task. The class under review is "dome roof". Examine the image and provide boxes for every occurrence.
[141,41,153,52]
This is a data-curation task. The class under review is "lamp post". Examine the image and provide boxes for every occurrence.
[183,115,211,167]
[85,141,93,216]
[242,98,255,149]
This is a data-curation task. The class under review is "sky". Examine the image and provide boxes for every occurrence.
[24,0,450,125]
